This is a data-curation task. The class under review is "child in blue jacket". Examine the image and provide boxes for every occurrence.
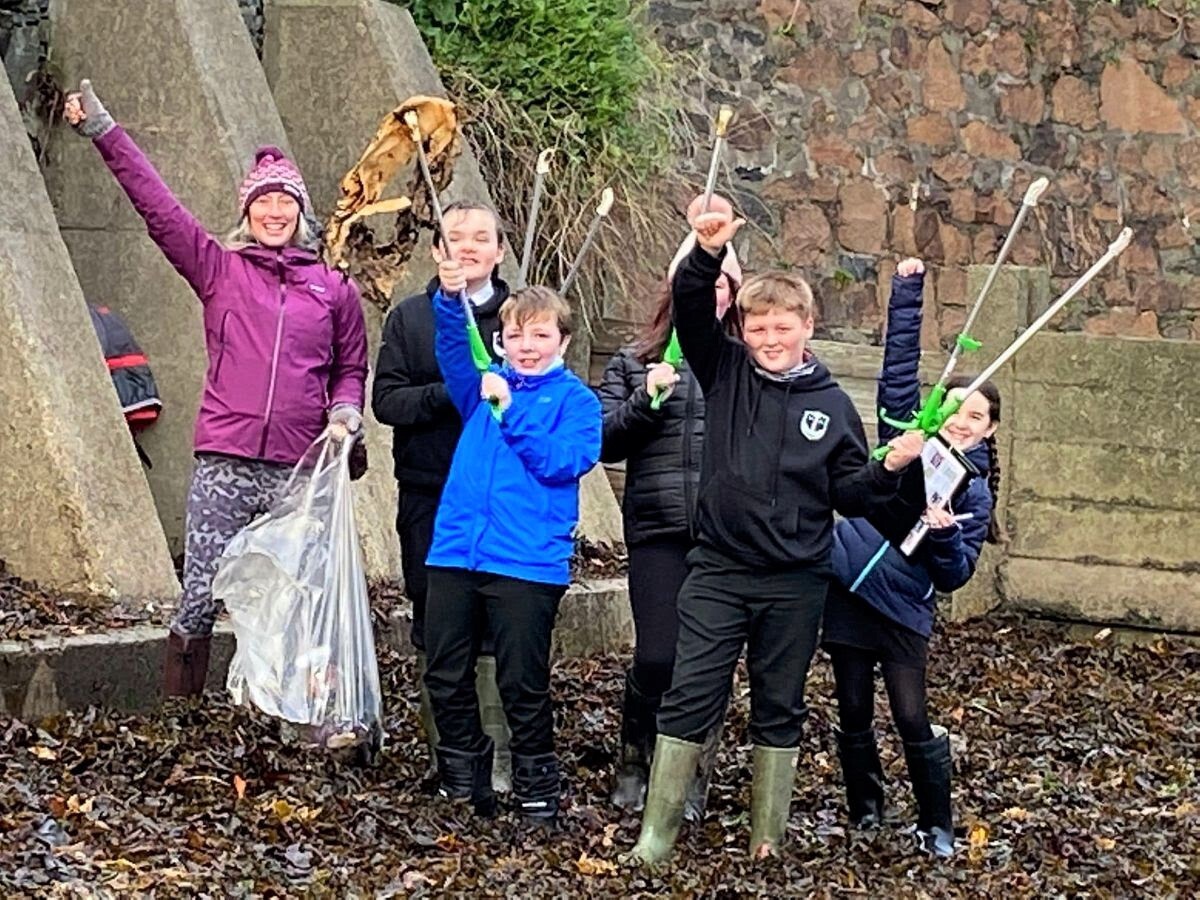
[422,258,601,827]
[825,257,1002,858]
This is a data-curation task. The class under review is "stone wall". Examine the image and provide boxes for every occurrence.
[647,0,1200,345]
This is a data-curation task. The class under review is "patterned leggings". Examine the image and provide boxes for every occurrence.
[172,454,292,637]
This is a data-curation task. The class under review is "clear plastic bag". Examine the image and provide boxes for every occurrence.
[213,433,383,752]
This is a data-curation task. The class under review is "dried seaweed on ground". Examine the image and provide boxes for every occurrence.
[2,616,1197,896]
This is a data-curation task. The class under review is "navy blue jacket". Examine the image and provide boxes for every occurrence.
[830,272,994,637]
[426,288,601,586]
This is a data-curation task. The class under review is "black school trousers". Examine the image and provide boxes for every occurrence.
[627,536,693,698]
[423,566,565,756]
[657,546,829,749]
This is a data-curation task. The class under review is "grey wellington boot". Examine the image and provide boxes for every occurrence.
[623,735,704,866]
[475,655,513,793]
[748,745,799,858]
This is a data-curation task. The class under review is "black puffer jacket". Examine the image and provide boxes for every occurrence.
[372,276,508,492]
[598,348,705,546]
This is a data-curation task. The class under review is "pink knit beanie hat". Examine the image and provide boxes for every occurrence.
[238,146,310,215]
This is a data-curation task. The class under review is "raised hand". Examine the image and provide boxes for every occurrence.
[438,258,467,296]
[63,79,115,139]
[896,257,925,278]
[480,371,511,411]
[685,193,735,225]
[693,211,745,254]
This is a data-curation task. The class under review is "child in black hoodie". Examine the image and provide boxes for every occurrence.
[627,206,923,864]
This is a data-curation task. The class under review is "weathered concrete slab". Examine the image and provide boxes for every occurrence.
[387,578,633,659]
[0,69,178,601]
[1,577,630,718]
[1013,442,1198,510]
[44,0,292,556]
[1006,557,1200,634]
[262,0,625,566]
[1015,333,1200,450]
[1009,500,1198,570]
[0,625,235,717]
[949,265,1043,620]
[553,578,633,657]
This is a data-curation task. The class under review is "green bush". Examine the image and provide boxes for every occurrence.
[393,0,673,167]
[387,0,698,335]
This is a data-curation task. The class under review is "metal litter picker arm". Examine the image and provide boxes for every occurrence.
[872,226,1134,460]
[403,110,502,422]
[654,105,735,410]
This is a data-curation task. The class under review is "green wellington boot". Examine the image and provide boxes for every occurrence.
[623,735,704,866]
[475,655,513,794]
[749,745,799,858]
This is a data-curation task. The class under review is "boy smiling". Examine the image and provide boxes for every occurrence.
[422,255,601,828]
[629,204,923,863]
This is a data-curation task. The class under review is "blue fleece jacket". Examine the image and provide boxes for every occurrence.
[425,289,601,586]
[830,272,995,637]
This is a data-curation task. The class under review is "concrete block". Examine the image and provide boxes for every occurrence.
[1013,441,1198,510]
[553,578,633,658]
[1014,333,1200,451]
[0,625,235,717]
[1005,557,1200,633]
[1009,499,1198,570]
[0,69,178,601]
[262,0,625,566]
[44,0,292,556]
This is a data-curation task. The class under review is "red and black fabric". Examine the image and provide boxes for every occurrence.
[88,304,163,431]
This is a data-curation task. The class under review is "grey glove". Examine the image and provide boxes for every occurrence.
[69,79,115,139]
[329,404,363,433]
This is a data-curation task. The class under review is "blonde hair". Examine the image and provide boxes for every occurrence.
[737,271,815,319]
[500,286,573,335]
[224,212,319,251]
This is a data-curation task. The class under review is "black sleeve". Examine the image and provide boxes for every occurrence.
[598,352,663,464]
[371,303,453,428]
[829,398,903,518]
[671,242,739,394]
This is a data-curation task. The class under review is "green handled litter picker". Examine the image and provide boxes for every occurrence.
[872,177,1048,459]
[873,222,1133,460]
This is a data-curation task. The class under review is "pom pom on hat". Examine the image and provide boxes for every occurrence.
[239,145,311,215]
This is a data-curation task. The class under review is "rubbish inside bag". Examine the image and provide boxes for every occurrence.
[214,433,384,753]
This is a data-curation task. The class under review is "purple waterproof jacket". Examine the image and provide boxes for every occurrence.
[92,125,368,465]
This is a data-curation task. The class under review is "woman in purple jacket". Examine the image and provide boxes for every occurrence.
[65,80,368,698]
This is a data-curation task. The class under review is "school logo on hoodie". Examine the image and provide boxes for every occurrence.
[800,409,830,441]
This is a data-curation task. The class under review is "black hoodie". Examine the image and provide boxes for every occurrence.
[672,243,901,571]
[373,275,509,492]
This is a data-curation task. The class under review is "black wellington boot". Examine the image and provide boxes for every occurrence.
[513,752,561,828]
[904,726,955,858]
[436,737,497,818]
[611,671,660,811]
[835,727,885,827]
